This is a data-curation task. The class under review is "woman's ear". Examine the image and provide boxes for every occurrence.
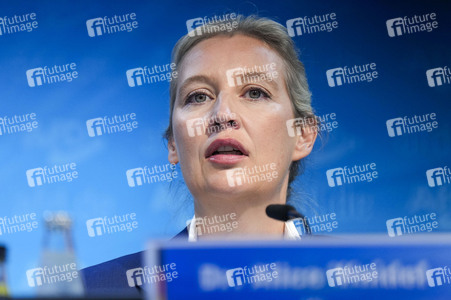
[292,124,317,161]
[168,138,179,164]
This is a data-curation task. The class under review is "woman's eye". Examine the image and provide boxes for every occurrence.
[193,94,207,103]
[186,92,212,104]
[245,88,270,100]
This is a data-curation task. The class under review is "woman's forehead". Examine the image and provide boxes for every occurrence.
[178,34,284,80]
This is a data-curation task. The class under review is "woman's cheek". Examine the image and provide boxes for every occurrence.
[260,119,294,166]
[178,121,204,165]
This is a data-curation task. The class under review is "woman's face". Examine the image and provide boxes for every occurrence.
[168,34,316,201]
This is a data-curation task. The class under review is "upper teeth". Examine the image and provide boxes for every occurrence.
[217,145,236,152]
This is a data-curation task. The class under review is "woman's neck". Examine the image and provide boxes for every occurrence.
[193,189,287,239]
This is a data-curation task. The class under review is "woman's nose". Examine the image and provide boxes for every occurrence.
[205,94,240,134]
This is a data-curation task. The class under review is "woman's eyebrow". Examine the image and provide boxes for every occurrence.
[178,71,279,97]
[239,71,279,91]
[178,75,215,96]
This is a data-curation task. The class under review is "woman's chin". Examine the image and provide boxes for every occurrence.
[203,179,266,198]
[193,167,275,198]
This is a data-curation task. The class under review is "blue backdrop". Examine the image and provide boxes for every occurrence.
[0,0,449,296]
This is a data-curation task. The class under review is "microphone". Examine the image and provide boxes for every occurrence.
[266,204,302,221]
[266,204,311,234]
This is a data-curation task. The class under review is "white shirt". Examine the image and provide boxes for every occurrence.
[187,215,302,242]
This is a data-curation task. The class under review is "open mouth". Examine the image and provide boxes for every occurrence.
[211,145,244,156]
[205,138,249,158]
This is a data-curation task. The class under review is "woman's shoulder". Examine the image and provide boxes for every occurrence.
[81,250,143,297]
[81,227,188,296]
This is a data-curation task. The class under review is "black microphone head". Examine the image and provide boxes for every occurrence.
[266,204,297,222]
[0,245,6,262]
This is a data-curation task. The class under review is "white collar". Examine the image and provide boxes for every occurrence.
[187,215,302,242]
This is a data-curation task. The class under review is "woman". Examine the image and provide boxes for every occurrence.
[83,15,318,296]
[167,15,317,241]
